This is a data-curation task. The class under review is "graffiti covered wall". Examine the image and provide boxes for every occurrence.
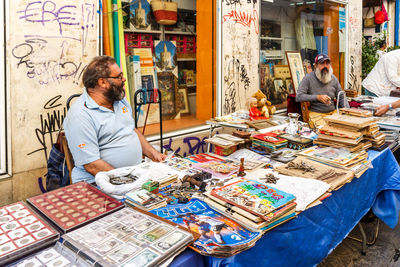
[4,0,100,202]
[347,1,362,94]
[9,0,100,172]
[221,0,260,115]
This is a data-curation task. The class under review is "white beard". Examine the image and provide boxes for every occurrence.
[315,66,333,84]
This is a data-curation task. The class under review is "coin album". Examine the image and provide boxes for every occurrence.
[0,202,59,265]
[60,207,197,267]
[27,182,124,233]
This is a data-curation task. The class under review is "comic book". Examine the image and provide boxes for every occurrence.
[252,132,288,144]
[151,199,261,257]
[211,179,296,221]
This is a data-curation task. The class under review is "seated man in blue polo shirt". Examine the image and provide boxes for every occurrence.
[63,56,166,184]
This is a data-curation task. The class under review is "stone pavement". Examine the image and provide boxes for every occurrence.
[319,216,400,267]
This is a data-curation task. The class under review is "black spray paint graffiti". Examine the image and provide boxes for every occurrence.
[247,0,257,7]
[28,95,66,161]
[225,0,242,6]
[163,136,208,157]
[347,56,360,92]
[223,57,251,114]
[11,39,86,86]
[16,2,96,55]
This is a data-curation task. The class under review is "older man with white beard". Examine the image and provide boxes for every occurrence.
[296,54,349,128]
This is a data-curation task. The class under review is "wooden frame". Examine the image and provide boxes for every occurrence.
[157,72,178,120]
[177,87,190,115]
[273,65,291,80]
[285,51,305,93]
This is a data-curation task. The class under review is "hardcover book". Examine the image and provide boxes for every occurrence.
[211,179,296,221]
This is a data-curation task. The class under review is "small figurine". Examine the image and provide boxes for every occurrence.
[238,158,246,177]
[249,97,267,121]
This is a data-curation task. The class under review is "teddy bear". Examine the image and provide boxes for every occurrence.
[252,90,276,118]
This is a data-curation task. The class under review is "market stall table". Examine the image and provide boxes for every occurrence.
[170,147,400,267]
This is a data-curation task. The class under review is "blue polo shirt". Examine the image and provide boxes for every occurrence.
[63,89,143,184]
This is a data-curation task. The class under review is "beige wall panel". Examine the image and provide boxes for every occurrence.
[8,1,100,174]
[221,1,260,115]
[347,1,363,94]
[12,168,47,202]
[0,179,13,206]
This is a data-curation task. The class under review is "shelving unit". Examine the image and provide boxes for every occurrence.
[122,2,197,116]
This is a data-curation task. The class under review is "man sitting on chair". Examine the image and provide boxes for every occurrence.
[63,56,166,184]
[296,54,349,128]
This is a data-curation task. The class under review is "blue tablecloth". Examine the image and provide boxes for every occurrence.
[170,148,400,267]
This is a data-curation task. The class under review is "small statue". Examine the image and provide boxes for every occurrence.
[238,158,246,177]
[249,97,268,121]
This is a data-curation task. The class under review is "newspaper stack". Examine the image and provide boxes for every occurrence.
[205,178,297,233]
[152,199,262,257]
[314,113,385,151]
[298,146,370,178]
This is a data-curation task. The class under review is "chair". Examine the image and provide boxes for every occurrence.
[62,94,81,183]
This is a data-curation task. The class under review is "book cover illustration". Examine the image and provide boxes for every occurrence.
[211,179,296,220]
[252,132,287,144]
[151,199,261,256]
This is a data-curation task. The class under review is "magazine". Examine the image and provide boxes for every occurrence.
[211,179,296,221]
[151,199,261,257]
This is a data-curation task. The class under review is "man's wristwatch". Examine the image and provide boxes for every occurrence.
[389,103,393,110]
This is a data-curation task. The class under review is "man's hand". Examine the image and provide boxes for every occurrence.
[317,95,332,105]
[374,104,390,116]
[151,150,167,162]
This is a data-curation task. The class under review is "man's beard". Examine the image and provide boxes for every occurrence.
[104,80,125,102]
[315,66,333,84]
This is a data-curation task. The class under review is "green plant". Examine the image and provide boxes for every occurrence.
[362,35,385,80]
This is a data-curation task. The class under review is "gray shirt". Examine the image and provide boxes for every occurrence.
[295,72,349,113]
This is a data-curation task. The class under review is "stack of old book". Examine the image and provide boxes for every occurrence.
[125,189,167,211]
[314,112,384,151]
[204,178,296,233]
[251,132,288,152]
[298,146,370,178]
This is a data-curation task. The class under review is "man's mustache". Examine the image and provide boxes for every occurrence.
[321,67,329,73]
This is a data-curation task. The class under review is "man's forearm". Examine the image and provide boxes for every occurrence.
[134,129,158,160]
[84,159,114,177]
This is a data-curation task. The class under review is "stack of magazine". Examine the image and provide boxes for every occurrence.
[125,189,167,211]
[206,179,297,232]
[0,202,59,265]
[298,146,370,178]
[59,207,197,266]
[251,132,288,152]
[152,199,262,257]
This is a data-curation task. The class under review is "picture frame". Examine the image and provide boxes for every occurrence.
[157,72,178,120]
[177,87,190,115]
[285,78,294,94]
[273,65,291,80]
[273,79,284,93]
[286,51,305,93]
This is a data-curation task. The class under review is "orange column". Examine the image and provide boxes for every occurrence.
[196,0,215,120]
[324,4,340,84]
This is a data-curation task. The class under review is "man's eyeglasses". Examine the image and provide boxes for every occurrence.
[103,72,124,80]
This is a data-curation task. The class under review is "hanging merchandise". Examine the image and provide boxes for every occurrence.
[381,1,389,22]
[375,10,385,25]
[363,6,376,28]
[151,0,178,25]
